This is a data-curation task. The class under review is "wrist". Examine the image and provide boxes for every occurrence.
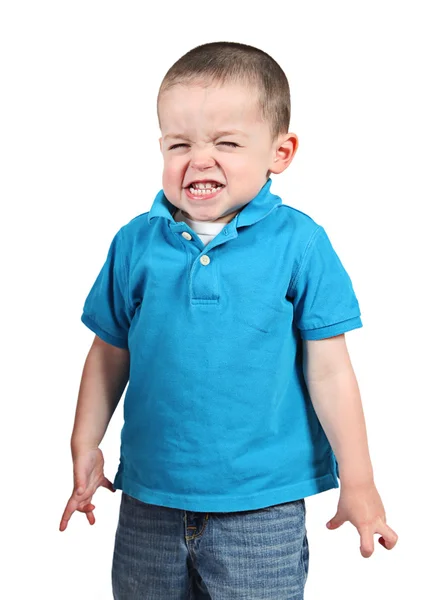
[70,437,99,459]
[339,468,374,489]
[336,450,374,485]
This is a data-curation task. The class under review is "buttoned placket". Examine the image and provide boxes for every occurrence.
[170,221,238,304]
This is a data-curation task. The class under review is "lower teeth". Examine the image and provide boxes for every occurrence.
[190,186,221,194]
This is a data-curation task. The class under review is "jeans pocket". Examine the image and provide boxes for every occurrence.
[301,530,309,581]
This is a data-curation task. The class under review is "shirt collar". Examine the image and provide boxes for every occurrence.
[147,178,282,228]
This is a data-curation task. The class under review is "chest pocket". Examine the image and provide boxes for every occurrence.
[235,298,293,334]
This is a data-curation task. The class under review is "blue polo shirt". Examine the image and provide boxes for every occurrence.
[81,178,362,512]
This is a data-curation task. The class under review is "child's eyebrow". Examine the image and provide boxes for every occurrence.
[164,130,247,141]
[214,130,247,138]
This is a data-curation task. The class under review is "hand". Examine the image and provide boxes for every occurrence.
[59,447,115,532]
[326,481,398,557]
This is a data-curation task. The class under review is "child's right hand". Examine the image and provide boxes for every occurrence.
[59,447,115,532]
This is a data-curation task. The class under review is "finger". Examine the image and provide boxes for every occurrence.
[101,477,116,492]
[326,514,346,530]
[359,526,375,558]
[59,496,79,532]
[59,517,68,532]
[59,490,93,531]
[378,524,399,550]
[86,509,96,526]
[77,501,96,525]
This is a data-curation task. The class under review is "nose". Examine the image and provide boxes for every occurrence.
[189,145,216,170]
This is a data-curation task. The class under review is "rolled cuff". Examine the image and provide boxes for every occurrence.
[300,315,362,340]
[81,313,129,349]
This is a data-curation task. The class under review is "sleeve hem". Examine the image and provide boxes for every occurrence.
[81,313,129,349]
[300,316,362,340]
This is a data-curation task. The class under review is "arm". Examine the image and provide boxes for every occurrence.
[71,335,130,457]
[302,334,373,486]
[303,334,398,556]
[60,335,129,531]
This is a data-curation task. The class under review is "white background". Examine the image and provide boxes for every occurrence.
[1,0,439,598]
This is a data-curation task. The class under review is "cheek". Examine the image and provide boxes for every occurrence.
[227,154,256,175]
[162,158,185,187]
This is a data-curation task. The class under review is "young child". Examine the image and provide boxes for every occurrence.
[60,41,398,599]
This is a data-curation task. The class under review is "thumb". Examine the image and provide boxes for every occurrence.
[101,476,116,492]
[326,513,345,530]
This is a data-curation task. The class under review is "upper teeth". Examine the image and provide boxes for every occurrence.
[191,182,221,189]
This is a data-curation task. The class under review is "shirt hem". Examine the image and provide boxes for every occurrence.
[113,472,339,512]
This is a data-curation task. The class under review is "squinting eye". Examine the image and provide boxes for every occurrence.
[168,141,239,150]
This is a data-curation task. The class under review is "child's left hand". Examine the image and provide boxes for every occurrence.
[326,481,398,557]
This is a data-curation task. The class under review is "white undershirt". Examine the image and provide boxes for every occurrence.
[173,209,227,247]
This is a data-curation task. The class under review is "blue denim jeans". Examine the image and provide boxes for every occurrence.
[112,492,309,599]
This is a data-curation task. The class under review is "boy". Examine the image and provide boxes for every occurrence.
[60,42,398,599]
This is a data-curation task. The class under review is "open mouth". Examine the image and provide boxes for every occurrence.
[185,181,225,200]
[186,181,225,194]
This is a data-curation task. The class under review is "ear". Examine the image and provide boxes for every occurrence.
[269,133,299,175]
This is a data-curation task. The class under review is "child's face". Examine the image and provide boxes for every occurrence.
[158,81,289,223]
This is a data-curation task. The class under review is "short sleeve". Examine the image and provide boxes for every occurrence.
[292,226,362,340]
[81,227,132,349]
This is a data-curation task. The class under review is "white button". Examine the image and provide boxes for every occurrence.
[200,255,210,266]
[182,231,192,240]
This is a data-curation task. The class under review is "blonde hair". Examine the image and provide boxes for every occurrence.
[157,41,291,142]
